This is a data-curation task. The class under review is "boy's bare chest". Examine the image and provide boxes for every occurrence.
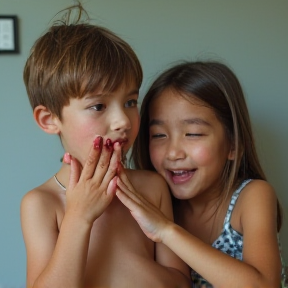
[58,198,163,287]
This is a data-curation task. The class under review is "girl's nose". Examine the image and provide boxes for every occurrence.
[110,109,131,131]
[166,140,186,161]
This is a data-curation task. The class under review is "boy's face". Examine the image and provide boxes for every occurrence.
[57,82,140,165]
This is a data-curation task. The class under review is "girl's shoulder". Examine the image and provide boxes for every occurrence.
[237,179,277,205]
[236,179,278,232]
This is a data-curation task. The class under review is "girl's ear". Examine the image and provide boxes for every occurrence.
[228,149,235,160]
[228,142,236,160]
[33,105,60,135]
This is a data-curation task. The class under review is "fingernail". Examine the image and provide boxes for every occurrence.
[63,152,71,163]
[93,136,103,149]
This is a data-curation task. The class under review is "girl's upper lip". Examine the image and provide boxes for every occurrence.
[167,168,196,172]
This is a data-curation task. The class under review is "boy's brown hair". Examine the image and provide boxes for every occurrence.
[23,3,143,120]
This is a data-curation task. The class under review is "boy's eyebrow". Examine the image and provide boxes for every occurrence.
[85,89,139,99]
[149,118,211,127]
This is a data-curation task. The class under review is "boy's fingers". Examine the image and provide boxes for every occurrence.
[101,143,121,188]
[68,157,81,189]
[106,176,118,197]
[62,152,71,164]
[80,136,103,180]
[92,144,114,184]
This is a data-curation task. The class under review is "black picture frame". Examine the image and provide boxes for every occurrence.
[0,15,19,54]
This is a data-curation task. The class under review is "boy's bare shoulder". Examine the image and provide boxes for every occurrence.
[21,178,65,219]
[125,169,170,203]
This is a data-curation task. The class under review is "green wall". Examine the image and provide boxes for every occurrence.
[0,0,287,286]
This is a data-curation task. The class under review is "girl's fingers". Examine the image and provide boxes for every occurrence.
[116,186,140,212]
[117,165,147,205]
[80,136,103,181]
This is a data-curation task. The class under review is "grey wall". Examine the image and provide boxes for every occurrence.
[0,0,287,286]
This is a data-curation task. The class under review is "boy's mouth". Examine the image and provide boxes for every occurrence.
[104,138,128,166]
[104,138,128,148]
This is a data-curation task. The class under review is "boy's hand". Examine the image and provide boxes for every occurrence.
[116,165,172,243]
[64,137,122,224]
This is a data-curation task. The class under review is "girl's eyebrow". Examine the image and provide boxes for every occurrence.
[149,118,211,127]
[183,118,211,126]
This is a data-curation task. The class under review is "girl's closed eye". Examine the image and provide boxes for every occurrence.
[186,133,204,137]
[150,133,166,139]
[125,99,138,108]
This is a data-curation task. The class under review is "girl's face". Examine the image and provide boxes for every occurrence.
[148,89,234,201]
[56,82,140,165]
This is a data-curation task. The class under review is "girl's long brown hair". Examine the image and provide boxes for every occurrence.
[131,61,282,231]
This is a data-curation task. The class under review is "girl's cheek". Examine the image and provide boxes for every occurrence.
[192,146,212,164]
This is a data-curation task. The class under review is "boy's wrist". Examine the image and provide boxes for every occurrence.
[63,209,94,230]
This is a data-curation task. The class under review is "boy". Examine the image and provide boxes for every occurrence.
[20,4,190,288]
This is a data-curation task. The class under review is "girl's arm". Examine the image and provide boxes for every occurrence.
[21,141,120,288]
[116,166,190,285]
[116,178,282,288]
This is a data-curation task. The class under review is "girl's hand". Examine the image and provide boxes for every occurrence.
[64,137,122,224]
[116,165,172,243]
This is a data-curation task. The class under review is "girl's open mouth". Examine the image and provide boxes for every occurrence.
[168,169,196,184]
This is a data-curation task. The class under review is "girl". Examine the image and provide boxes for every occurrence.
[116,61,286,288]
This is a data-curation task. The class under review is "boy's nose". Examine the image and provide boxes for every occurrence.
[110,109,131,131]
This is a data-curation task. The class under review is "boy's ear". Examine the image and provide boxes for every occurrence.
[33,105,60,134]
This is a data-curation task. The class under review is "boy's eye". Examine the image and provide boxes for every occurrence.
[90,104,106,111]
[125,99,138,108]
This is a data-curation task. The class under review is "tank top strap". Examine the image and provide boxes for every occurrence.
[223,179,252,225]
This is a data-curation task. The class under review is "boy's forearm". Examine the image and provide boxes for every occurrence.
[31,213,92,288]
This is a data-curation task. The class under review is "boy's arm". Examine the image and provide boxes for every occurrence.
[21,191,92,288]
[21,141,120,288]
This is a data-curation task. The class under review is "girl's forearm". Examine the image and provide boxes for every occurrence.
[31,213,92,288]
[162,223,280,288]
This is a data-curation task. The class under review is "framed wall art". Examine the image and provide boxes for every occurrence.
[0,15,19,54]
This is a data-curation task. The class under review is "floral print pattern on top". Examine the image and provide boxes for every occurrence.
[191,179,286,288]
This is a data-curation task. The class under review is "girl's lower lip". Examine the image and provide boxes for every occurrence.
[167,170,195,185]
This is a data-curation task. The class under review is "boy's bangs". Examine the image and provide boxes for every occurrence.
[80,60,141,97]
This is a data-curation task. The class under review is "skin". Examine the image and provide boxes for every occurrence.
[21,83,190,288]
[116,89,282,288]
